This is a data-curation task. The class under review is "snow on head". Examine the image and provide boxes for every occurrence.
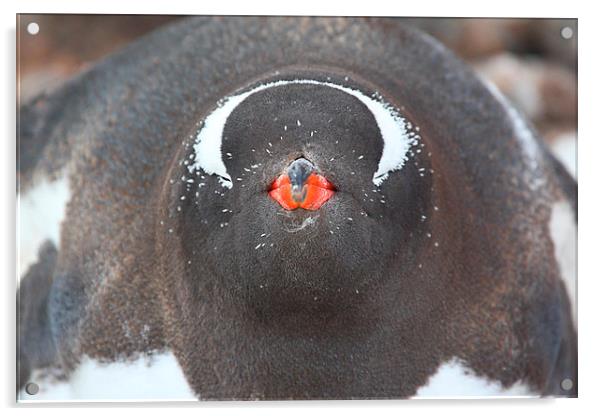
[191,79,417,189]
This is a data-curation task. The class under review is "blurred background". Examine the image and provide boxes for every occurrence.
[17,15,577,178]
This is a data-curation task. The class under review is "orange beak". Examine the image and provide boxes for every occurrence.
[269,173,335,210]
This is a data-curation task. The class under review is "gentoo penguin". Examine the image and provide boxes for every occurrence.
[17,16,577,400]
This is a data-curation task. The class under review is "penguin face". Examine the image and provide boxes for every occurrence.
[175,74,433,313]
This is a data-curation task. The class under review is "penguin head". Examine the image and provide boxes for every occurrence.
[169,72,434,314]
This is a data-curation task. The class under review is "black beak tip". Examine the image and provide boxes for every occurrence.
[287,157,315,189]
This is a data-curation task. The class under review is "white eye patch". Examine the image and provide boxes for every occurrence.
[191,79,417,189]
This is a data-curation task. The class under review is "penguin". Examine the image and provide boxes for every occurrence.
[17,16,577,400]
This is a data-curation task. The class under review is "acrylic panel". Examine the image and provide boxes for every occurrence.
[16,15,577,401]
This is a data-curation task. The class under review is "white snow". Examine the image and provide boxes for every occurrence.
[413,358,536,398]
[192,79,416,189]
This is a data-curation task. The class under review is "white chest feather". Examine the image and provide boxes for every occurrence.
[413,359,536,398]
[19,352,197,402]
[549,200,577,322]
[18,176,70,278]
[550,132,577,179]
[21,355,537,401]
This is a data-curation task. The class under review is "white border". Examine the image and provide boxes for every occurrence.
[3,1,599,415]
